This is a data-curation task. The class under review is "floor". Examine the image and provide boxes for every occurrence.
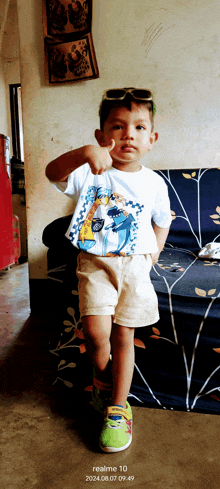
[1,264,220,489]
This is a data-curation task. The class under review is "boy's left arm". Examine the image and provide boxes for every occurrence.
[150,223,170,265]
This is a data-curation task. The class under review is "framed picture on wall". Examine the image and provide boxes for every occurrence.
[42,0,99,85]
[45,33,99,84]
[43,0,92,38]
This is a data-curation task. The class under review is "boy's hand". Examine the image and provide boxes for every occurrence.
[45,140,115,182]
[86,139,115,175]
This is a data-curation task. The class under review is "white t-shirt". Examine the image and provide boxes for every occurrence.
[54,163,172,256]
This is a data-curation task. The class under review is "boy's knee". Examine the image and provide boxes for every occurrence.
[82,315,111,345]
[84,328,109,347]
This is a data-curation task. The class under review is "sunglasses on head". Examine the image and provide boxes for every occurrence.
[102,88,155,115]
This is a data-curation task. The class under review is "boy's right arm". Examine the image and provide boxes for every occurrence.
[45,140,115,182]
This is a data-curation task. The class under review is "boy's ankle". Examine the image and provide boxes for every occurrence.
[111,400,126,410]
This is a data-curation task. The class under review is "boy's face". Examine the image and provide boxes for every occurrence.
[95,102,158,172]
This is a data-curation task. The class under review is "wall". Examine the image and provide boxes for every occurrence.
[1,0,20,149]
[0,0,10,137]
[1,0,28,258]
[16,0,220,306]
[0,60,8,136]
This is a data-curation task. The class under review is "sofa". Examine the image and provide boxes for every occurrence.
[43,167,220,414]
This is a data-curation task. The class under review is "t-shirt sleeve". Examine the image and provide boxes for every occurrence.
[51,163,91,200]
[151,180,172,228]
[52,172,77,199]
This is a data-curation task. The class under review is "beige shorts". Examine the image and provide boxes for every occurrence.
[76,251,159,328]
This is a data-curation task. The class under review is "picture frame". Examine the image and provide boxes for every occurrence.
[45,33,99,84]
[42,0,99,85]
[43,0,92,39]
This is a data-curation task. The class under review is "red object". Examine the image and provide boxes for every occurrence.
[0,134,19,270]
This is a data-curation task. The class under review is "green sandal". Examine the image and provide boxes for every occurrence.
[99,402,132,453]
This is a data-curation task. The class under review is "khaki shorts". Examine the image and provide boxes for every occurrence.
[76,251,159,328]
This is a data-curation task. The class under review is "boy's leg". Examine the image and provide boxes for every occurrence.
[82,315,112,381]
[99,323,134,453]
[110,323,135,408]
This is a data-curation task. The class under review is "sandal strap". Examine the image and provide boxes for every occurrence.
[93,378,112,391]
[106,406,130,421]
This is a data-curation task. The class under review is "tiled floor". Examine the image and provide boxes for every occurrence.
[1,263,220,489]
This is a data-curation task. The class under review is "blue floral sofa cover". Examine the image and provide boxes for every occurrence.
[43,168,220,414]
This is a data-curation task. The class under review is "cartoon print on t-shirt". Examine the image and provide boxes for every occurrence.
[104,206,135,256]
[77,186,112,251]
[102,193,136,256]
[68,185,144,254]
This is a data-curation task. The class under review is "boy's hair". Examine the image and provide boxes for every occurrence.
[99,91,155,131]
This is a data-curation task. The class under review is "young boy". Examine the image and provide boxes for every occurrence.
[46,88,172,453]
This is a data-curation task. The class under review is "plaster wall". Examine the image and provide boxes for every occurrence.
[1,0,27,258]
[0,59,8,136]
[0,0,20,147]
[1,0,21,153]
[16,0,220,281]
